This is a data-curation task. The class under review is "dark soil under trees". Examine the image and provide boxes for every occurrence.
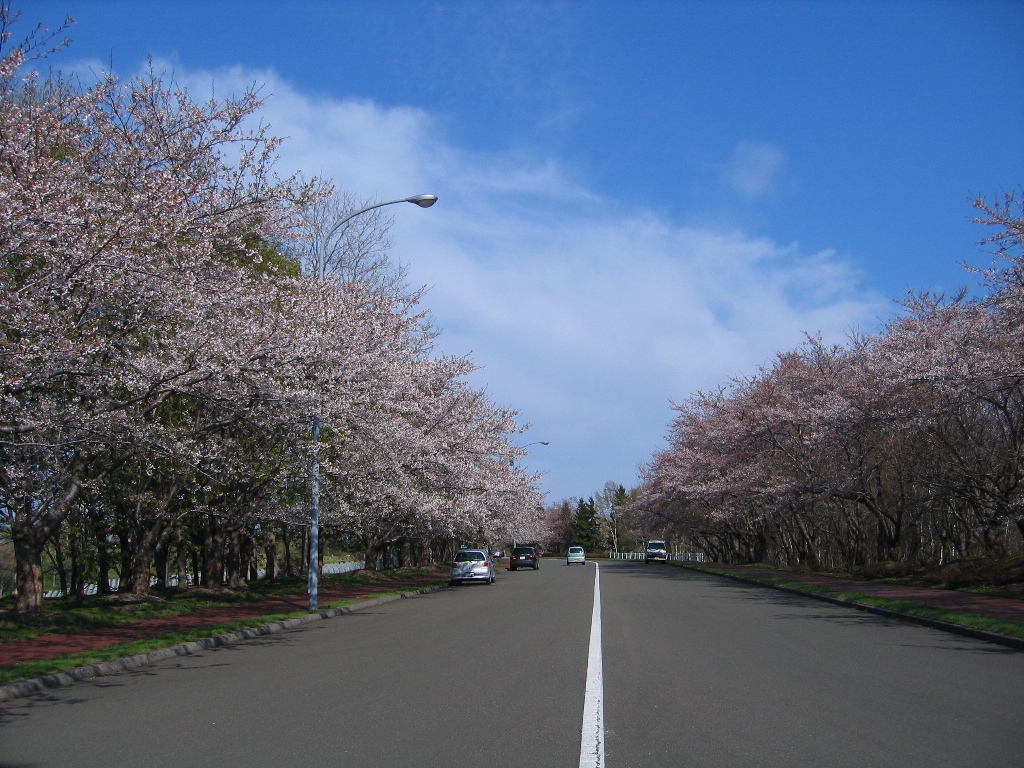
[0,566,449,667]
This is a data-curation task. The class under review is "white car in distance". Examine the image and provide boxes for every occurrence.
[567,546,586,565]
[645,541,668,563]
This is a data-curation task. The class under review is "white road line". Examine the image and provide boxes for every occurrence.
[579,561,605,768]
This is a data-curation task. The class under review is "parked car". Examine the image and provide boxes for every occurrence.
[567,546,586,565]
[509,546,539,571]
[450,550,495,585]
[645,540,668,563]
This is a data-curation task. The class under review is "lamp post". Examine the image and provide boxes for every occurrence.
[308,193,437,612]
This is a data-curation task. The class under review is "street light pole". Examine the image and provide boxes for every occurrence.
[308,194,437,612]
[510,441,549,550]
[309,413,321,610]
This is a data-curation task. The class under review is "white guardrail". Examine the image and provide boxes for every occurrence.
[43,560,365,599]
[607,551,707,562]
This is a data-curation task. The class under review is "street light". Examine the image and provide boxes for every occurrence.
[509,440,549,465]
[309,195,438,281]
[320,195,437,251]
[308,194,437,612]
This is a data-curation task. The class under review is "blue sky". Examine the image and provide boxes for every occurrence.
[22,1,1024,502]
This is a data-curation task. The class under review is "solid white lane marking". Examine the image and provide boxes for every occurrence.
[579,561,605,768]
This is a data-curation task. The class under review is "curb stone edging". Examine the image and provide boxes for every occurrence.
[0,584,447,703]
[668,561,1024,651]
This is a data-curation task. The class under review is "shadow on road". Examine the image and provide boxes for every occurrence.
[604,560,1018,656]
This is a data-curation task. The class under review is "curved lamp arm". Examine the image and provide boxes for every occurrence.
[322,194,438,246]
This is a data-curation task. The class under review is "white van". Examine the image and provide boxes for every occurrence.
[645,540,668,563]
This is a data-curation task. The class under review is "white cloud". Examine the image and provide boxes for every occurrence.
[166,65,885,499]
[720,139,787,198]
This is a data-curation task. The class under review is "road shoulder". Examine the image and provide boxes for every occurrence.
[669,561,1024,651]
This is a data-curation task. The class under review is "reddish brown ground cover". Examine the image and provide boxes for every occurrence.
[1,573,445,667]
[696,563,1024,623]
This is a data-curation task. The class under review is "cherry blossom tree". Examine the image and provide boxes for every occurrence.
[0,34,304,609]
[1,8,548,609]
[636,188,1024,570]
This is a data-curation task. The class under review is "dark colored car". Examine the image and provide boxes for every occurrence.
[509,546,539,571]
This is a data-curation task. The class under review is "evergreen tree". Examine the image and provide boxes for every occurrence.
[570,498,603,552]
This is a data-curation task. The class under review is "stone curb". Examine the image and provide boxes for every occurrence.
[0,584,447,703]
[668,561,1024,651]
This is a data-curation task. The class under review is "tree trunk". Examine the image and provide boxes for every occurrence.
[175,527,189,588]
[127,483,180,595]
[116,526,132,592]
[69,530,83,597]
[129,527,157,595]
[237,532,250,585]
[154,537,169,589]
[281,523,292,577]
[226,523,244,588]
[9,453,95,611]
[300,527,309,577]
[875,514,896,562]
[794,514,818,570]
[263,532,278,580]
[399,539,413,568]
[50,537,68,597]
[94,512,111,594]
[364,538,382,573]
[202,515,225,587]
[982,525,1007,558]
[247,533,259,583]
[13,529,45,612]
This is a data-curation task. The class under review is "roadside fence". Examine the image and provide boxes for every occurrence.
[607,551,707,562]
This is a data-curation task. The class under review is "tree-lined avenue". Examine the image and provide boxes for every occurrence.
[1,562,1021,766]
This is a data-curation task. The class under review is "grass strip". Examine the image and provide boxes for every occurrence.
[819,589,1024,639]
[0,609,319,684]
[0,582,444,685]
[685,564,1024,640]
[0,568,446,643]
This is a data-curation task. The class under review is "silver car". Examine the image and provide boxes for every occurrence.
[450,550,496,585]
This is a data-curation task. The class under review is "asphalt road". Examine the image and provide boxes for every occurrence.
[2,560,1022,767]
